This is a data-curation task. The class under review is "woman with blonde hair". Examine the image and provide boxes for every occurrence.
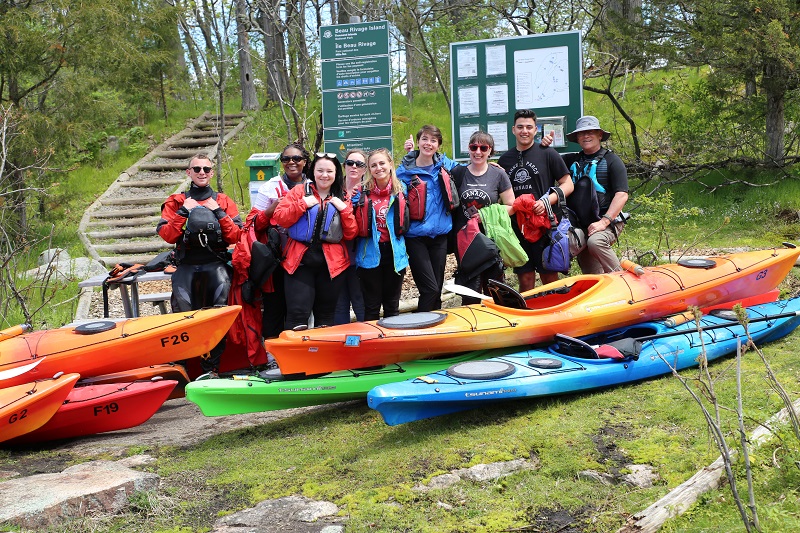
[352,148,410,321]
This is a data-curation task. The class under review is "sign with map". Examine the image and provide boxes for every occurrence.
[450,31,582,158]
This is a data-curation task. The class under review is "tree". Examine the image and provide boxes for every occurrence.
[235,0,260,110]
[629,0,800,165]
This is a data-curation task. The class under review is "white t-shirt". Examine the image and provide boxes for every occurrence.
[252,175,305,211]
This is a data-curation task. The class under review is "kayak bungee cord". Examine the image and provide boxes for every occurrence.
[12,309,209,362]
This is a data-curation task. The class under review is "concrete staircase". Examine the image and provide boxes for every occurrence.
[78,112,250,266]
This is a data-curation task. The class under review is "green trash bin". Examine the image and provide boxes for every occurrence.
[245,153,281,207]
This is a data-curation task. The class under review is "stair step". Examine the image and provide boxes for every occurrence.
[119,178,185,187]
[93,240,169,254]
[167,138,220,148]
[152,149,202,159]
[88,227,158,239]
[85,215,162,228]
[91,206,161,218]
[100,196,165,206]
[138,162,195,171]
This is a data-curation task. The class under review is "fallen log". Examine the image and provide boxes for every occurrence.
[618,398,800,533]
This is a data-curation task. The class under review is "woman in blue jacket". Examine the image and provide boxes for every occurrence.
[352,148,409,321]
[396,125,459,311]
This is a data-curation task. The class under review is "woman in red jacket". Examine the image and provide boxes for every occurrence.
[272,153,358,330]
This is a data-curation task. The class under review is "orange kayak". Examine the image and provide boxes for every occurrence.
[0,306,240,389]
[0,373,81,443]
[8,379,177,444]
[266,247,800,376]
[77,363,190,400]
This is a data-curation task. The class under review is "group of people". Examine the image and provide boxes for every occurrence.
[156,110,629,376]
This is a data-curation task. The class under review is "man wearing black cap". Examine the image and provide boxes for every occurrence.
[562,116,629,274]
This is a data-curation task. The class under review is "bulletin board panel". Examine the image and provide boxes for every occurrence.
[449,31,583,159]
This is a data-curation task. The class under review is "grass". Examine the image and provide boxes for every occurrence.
[65,324,798,533]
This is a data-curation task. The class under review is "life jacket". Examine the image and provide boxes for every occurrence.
[354,188,410,238]
[287,182,344,244]
[567,149,606,228]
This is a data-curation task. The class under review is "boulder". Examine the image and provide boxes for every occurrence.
[0,460,159,529]
[212,495,343,532]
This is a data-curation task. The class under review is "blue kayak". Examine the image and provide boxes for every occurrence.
[368,297,800,426]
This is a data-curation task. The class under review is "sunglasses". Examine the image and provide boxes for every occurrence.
[344,159,366,168]
[315,152,339,160]
[469,144,491,153]
[280,155,304,163]
[191,166,213,173]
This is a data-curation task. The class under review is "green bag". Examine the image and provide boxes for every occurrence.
[479,204,528,268]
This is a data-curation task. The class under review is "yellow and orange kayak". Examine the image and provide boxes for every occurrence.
[0,373,81,443]
[266,247,800,376]
[0,306,240,389]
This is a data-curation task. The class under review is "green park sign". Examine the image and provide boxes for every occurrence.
[320,21,389,60]
[320,21,392,156]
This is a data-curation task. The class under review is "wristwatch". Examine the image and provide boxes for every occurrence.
[602,214,615,223]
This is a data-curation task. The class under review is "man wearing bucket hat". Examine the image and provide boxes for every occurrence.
[561,115,629,274]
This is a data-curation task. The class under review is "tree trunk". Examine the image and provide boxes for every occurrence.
[181,21,205,87]
[258,2,289,104]
[764,83,785,166]
[401,27,415,103]
[289,0,312,97]
[235,0,260,110]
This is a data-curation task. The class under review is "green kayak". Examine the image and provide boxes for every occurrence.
[185,350,497,416]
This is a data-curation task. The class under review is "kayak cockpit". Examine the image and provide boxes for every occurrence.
[484,277,604,312]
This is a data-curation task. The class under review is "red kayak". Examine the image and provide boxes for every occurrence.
[7,379,177,444]
[77,363,190,400]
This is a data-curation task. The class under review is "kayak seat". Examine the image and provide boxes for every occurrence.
[487,279,528,309]
[553,334,598,359]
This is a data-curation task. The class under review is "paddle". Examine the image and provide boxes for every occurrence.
[634,309,800,343]
[0,323,32,341]
[443,283,490,301]
[0,357,45,381]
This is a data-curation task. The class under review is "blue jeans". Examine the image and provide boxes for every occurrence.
[333,265,365,324]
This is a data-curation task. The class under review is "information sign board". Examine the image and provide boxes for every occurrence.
[321,21,392,157]
[450,31,583,158]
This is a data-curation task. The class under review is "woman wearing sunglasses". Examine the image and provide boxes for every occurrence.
[273,153,358,330]
[451,131,516,304]
[351,148,409,321]
[248,143,310,337]
[396,125,460,312]
[334,149,368,324]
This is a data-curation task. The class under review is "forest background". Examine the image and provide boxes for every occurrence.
[1,2,800,532]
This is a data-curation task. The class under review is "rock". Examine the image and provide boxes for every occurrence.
[38,248,69,266]
[117,454,156,469]
[620,464,659,488]
[577,469,616,486]
[212,495,343,532]
[0,460,159,529]
[106,136,120,153]
[416,473,461,491]
[0,471,19,481]
[24,257,106,282]
[454,458,538,482]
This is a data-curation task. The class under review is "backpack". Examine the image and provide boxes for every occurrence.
[566,149,606,228]
[541,188,573,274]
[184,206,224,250]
